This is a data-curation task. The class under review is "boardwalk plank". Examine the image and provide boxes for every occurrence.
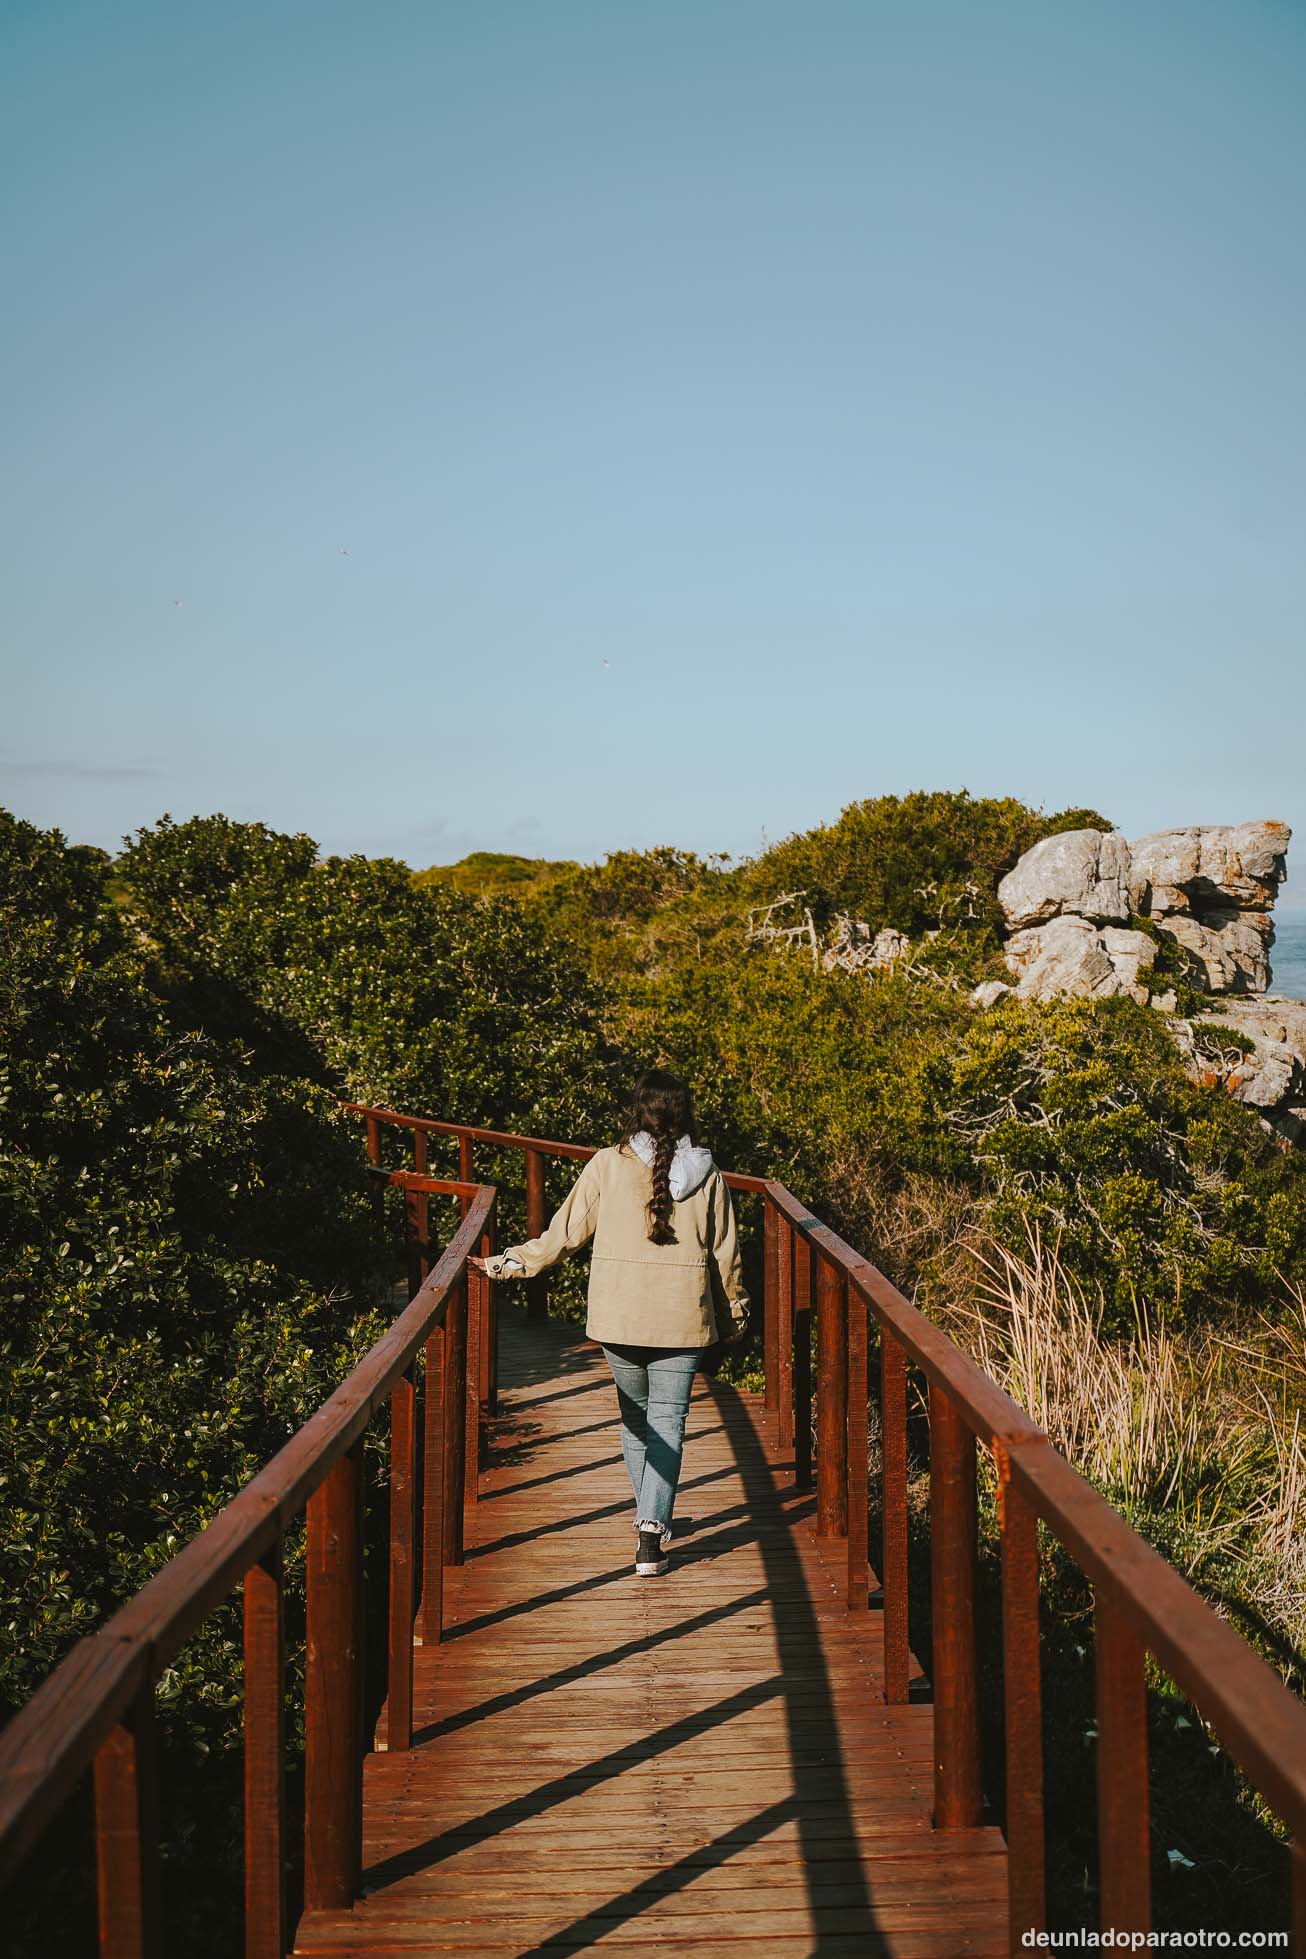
[293,1310,1008,1959]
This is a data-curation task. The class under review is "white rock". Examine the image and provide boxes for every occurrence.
[1201,996,1306,1055]
[1004,914,1151,1002]
[998,830,1132,930]
[1225,1040,1303,1110]
[1129,821,1291,914]
[1155,911,1273,994]
[971,979,1013,1008]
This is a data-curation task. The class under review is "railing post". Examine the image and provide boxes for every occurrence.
[412,1128,430,1282]
[457,1133,473,1220]
[444,1273,467,1564]
[387,1362,417,1752]
[846,1284,869,1609]
[525,1149,547,1322]
[304,1437,364,1910]
[365,1114,383,1236]
[479,1197,496,1420]
[793,1231,813,1490]
[420,1319,446,1642]
[929,1384,982,1828]
[243,1537,286,1959]
[403,1181,423,1301]
[997,1443,1045,1943]
[464,1252,485,1517]
[1095,1576,1150,1935]
[763,1197,780,1414]
[815,1254,848,1537]
[880,1330,910,1704]
[777,1213,794,1450]
[94,1682,161,1959]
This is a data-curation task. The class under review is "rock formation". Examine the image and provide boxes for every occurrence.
[980,819,1300,1141]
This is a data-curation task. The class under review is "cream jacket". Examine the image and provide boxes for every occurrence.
[483,1142,750,1348]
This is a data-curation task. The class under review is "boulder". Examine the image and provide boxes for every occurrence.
[1003,916,1155,1003]
[1155,910,1273,994]
[1200,995,1306,1056]
[998,830,1132,930]
[1129,821,1290,914]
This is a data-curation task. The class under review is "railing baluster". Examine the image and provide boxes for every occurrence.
[465,1256,484,1513]
[412,1128,430,1282]
[243,1538,286,1959]
[929,1384,982,1828]
[763,1197,780,1414]
[444,1273,467,1565]
[387,1363,417,1752]
[420,1321,446,1643]
[479,1199,496,1420]
[997,1446,1045,1942]
[457,1133,473,1220]
[365,1113,383,1235]
[94,1683,161,1959]
[793,1231,813,1490]
[846,1285,869,1609]
[1095,1576,1150,1935]
[815,1255,848,1537]
[525,1149,547,1322]
[880,1329,909,1703]
[403,1180,423,1301]
[304,1438,364,1911]
[777,1213,794,1451]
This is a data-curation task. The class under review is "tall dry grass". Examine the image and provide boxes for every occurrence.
[934,1219,1306,1660]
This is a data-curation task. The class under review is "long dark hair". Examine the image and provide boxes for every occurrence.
[617,1068,698,1246]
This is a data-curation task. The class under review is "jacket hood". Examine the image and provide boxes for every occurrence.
[626,1131,716,1200]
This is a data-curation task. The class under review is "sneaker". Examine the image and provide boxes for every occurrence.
[635,1527,670,1576]
[633,1515,672,1550]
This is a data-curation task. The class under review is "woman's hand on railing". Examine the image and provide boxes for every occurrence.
[470,1252,527,1279]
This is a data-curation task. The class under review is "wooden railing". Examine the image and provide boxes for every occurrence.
[0,1167,497,1959]
[2,1100,1304,1957]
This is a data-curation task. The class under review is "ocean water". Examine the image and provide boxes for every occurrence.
[1272,913,1306,1002]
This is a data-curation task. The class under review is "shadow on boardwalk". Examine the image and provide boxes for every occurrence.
[294,1306,1008,1956]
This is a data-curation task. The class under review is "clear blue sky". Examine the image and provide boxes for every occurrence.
[4,1,1305,899]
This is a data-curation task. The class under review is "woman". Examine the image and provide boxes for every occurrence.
[471,1069,750,1576]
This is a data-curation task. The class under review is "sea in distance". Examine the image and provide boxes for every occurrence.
[1272,912,1306,1002]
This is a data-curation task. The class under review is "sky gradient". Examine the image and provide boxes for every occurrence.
[5,2,1305,899]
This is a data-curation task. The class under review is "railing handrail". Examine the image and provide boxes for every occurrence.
[341,1099,773,1193]
[0,1181,494,1885]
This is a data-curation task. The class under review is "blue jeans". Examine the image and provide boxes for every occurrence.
[601,1342,701,1531]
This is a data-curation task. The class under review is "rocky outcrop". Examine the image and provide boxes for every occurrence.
[997,830,1132,929]
[1191,996,1306,1141]
[1127,822,1288,994]
[978,818,1300,1142]
[1003,915,1157,1004]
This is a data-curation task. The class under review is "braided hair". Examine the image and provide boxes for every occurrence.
[617,1068,698,1246]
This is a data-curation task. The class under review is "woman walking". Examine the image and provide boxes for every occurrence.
[470,1069,750,1576]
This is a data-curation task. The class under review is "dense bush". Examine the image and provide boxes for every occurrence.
[0,811,383,1718]
[118,812,623,1139]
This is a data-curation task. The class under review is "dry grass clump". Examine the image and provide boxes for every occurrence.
[935,1219,1306,1661]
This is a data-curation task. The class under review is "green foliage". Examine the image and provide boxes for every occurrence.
[740,787,1116,943]
[117,813,622,1139]
[0,812,384,1720]
[911,994,1306,1328]
[413,850,580,900]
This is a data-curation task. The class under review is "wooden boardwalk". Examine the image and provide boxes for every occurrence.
[293,1310,1010,1957]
